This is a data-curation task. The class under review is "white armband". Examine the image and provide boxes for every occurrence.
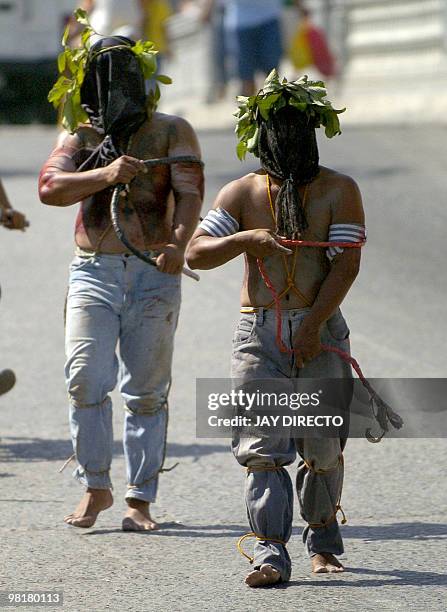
[199,207,239,237]
[326,223,367,261]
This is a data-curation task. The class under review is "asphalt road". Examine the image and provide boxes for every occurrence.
[0,124,446,611]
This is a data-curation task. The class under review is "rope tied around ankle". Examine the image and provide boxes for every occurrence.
[237,532,288,564]
[307,504,347,529]
[303,454,344,474]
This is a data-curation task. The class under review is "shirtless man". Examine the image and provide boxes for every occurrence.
[39,36,203,530]
[186,77,365,586]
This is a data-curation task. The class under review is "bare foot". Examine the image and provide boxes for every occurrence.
[245,564,281,587]
[311,553,345,574]
[122,499,160,532]
[64,488,113,528]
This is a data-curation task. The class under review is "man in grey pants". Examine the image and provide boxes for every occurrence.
[187,79,365,586]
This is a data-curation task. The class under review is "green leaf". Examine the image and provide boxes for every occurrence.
[62,23,70,46]
[139,51,157,79]
[155,74,172,85]
[76,62,85,87]
[74,8,90,26]
[273,96,287,112]
[47,76,71,107]
[61,95,76,133]
[289,99,307,111]
[257,93,281,120]
[57,51,66,73]
[263,68,281,89]
[81,27,94,50]
[236,141,247,161]
[246,126,260,152]
[132,40,145,54]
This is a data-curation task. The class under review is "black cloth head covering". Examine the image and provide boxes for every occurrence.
[79,36,148,171]
[258,105,320,239]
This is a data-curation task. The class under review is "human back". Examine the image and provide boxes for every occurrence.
[90,0,142,38]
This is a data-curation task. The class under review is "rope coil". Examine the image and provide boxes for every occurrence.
[109,156,204,281]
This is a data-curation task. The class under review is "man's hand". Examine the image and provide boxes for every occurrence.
[243,229,292,258]
[103,156,147,186]
[1,209,29,231]
[293,320,323,368]
[156,244,185,275]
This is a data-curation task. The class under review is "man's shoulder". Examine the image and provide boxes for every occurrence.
[318,167,364,220]
[151,112,196,134]
[65,125,101,149]
[216,171,264,214]
[318,166,360,192]
[222,171,263,196]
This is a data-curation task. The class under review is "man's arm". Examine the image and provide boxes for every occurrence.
[38,132,147,207]
[157,117,204,274]
[186,179,291,270]
[293,176,365,366]
[0,179,28,231]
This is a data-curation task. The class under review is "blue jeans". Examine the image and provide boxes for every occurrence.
[65,253,181,502]
[234,18,283,81]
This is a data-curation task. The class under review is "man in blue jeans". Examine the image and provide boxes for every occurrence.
[225,0,283,95]
[39,37,203,530]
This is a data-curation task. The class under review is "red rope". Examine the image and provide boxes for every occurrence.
[279,239,366,249]
[256,243,367,385]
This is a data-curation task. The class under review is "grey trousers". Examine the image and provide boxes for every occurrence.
[231,307,352,582]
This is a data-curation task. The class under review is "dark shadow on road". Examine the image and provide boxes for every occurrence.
[345,166,410,180]
[0,437,228,462]
[265,567,447,590]
[342,522,447,542]
[85,523,252,537]
[278,566,447,589]
[83,522,447,543]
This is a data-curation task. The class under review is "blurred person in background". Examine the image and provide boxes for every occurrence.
[225,0,283,96]
[77,0,142,39]
[0,179,29,396]
[140,0,173,72]
[202,0,229,104]
[289,1,337,79]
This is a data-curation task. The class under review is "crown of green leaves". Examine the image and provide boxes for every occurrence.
[48,8,172,133]
[234,70,345,160]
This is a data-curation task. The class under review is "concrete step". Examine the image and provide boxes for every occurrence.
[347,1,443,55]
[348,30,442,57]
[347,48,447,78]
[349,0,443,25]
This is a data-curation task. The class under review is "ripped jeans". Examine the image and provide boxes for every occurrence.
[65,253,181,502]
